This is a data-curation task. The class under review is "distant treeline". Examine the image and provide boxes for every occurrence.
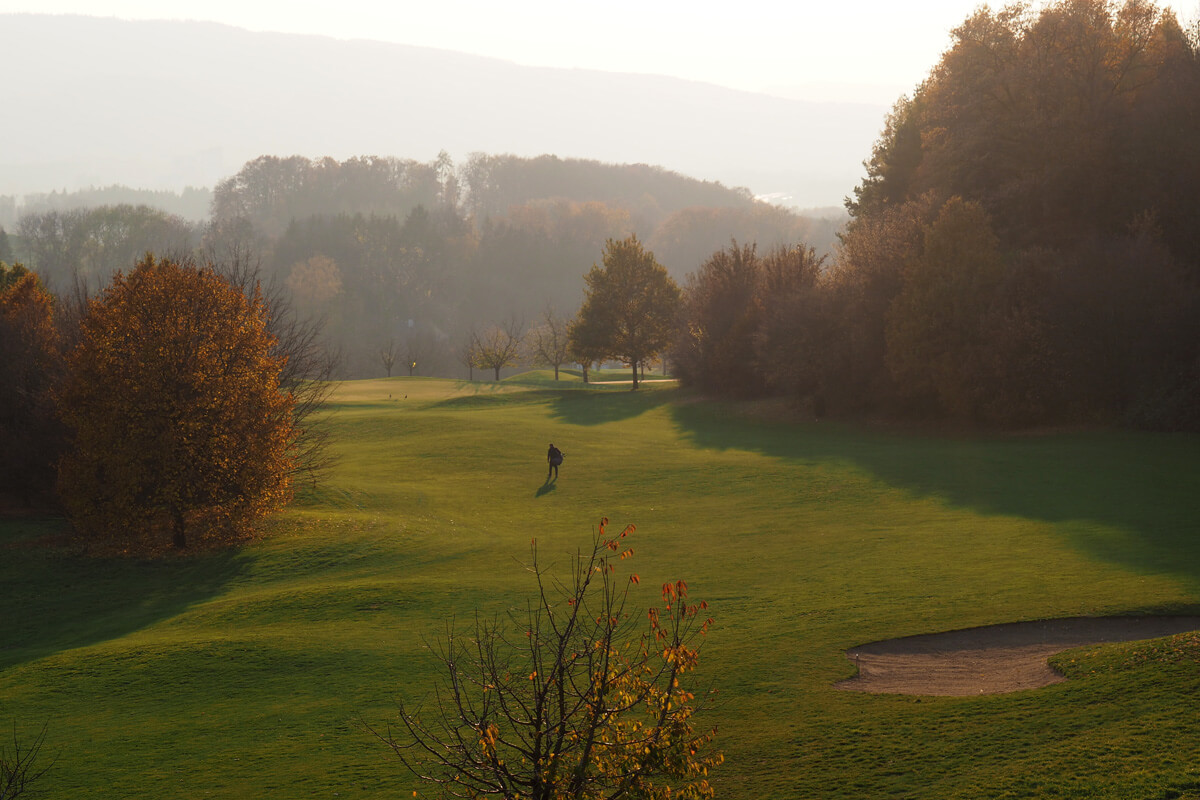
[8,0,1197,432]
[6,152,843,378]
[0,185,212,229]
[672,0,1200,430]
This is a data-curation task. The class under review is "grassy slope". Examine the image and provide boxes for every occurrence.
[2,373,1200,798]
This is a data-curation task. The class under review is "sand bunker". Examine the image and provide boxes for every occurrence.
[835,616,1200,696]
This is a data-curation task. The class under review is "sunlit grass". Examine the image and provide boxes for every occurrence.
[2,376,1199,798]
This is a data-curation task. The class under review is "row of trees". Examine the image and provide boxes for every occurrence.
[6,152,841,380]
[673,0,1200,429]
[211,153,761,239]
[456,235,681,389]
[15,205,195,291]
[3,185,211,228]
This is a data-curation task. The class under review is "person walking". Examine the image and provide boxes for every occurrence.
[546,443,564,482]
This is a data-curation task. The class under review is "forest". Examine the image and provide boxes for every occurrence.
[3,0,1198,431]
[3,153,842,379]
[675,0,1200,430]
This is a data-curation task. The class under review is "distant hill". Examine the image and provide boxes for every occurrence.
[0,14,888,208]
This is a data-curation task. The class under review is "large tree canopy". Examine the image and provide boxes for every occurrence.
[832,0,1200,426]
[667,0,1200,428]
[570,236,681,390]
[57,255,297,550]
[0,269,63,505]
[850,0,1200,266]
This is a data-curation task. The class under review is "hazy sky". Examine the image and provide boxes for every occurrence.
[8,0,1193,105]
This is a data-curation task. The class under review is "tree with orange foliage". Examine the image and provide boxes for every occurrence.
[570,236,680,390]
[56,255,297,550]
[374,518,721,800]
[0,266,63,506]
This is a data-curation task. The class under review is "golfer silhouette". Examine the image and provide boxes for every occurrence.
[546,443,564,482]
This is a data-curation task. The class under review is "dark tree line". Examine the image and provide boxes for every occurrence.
[0,264,63,507]
[212,154,447,238]
[16,205,195,293]
[457,152,756,227]
[672,0,1200,430]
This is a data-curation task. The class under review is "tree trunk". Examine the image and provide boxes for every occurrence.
[494,366,501,381]
[630,359,639,390]
[554,364,560,380]
[582,364,589,384]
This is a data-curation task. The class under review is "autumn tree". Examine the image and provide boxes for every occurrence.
[213,247,337,490]
[672,241,766,397]
[527,306,573,380]
[285,254,343,315]
[373,518,721,800]
[472,318,526,381]
[884,198,1052,423]
[570,236,681,390]
[840,0,1200,427]
[567,310,608,385]
[750,245,831,410]
[56,255,297,551]
[827,193,941,414]
[0,269,63,506]
[0,260,25,291]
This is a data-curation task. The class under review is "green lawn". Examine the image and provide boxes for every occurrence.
[3,374,1200,798]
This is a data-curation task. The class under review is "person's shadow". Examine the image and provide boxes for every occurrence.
[535,476,558,497]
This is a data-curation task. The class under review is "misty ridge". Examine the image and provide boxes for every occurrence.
[2,13,872,381]
[0,13,887,207]
[5,2,1196,432]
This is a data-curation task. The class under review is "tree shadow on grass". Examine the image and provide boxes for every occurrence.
[0,517,248,671]
[547,385,678,426]
[429,384,678,427]
[669,402,1200,590]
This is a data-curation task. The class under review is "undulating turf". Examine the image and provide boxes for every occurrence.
[3,374,1199,798]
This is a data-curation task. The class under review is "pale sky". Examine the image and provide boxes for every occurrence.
[8,0,1193,105]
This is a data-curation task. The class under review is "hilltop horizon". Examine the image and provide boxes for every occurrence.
[1,13,891,209]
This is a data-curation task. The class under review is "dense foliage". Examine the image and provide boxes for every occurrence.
[841,0,1200,426]
[16,204,195,293]
[673,0,1200,428]
[56,256,297,550]
[570,236,681,389]
[0,267,63,506]
[212,155,446,238]
[672,242,825,399]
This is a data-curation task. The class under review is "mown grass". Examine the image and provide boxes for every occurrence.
[2,373,1199,798]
